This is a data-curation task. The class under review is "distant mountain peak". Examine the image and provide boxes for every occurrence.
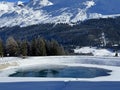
[17,1,24,7]
[28,0,53,8]
[83,0,95,9]
[0,0,120,27]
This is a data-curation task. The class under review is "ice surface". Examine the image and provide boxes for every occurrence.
[0,56,120,82]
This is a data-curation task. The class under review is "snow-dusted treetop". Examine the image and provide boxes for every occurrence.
[0,0,120,27]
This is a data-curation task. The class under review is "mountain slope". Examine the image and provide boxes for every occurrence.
[0,17,120,47]
[0,0,120,27]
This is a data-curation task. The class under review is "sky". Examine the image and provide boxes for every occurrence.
[1,0,29,2]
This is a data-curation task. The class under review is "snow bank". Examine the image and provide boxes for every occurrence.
[74,47,115,56]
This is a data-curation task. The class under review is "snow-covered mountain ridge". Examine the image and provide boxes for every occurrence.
[0,0,120,27]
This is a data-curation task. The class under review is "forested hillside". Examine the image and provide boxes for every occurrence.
[0,17,120,47]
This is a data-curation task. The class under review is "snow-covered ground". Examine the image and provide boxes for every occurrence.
[74,47,116,56]
[0,56,120,82]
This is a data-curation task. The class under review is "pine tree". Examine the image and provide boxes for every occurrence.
[59,45,66,55]
[31,39,37,56]
[50,39,65,55]
[27,42,31,56]
[20,40,28,56]
[36,38,47,56]
[0,38,3,57]
[45,40,52,56]
[6,36,19,56]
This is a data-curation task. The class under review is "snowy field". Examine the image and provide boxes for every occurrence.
[0,56,120,82]
[74,47,120,57]
[74,47,117,56]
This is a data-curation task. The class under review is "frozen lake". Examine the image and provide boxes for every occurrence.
[9,66,111,78]
[0,56,120,82]
[0,56,120,90]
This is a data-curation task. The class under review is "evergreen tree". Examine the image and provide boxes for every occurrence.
[6,36,19,56]
[45,40,52,56]
[36,38,47,56]
[20,40,28,56]
[31,39,37,56]
[59,45,66,55]
[0,38,3,57]
[50,39,65,55]
[27,42,31,56]
[3,37,66,56]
